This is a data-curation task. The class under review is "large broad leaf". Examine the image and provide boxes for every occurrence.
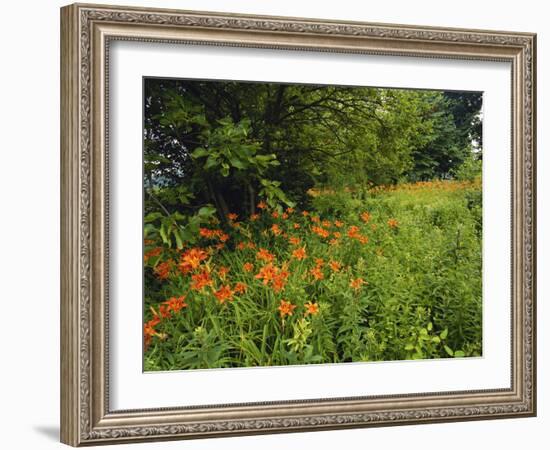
[191,147,209,159]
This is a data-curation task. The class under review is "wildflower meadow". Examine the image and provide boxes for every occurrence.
[143,79,483,371]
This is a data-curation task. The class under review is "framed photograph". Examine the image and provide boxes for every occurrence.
[60,3,536,446]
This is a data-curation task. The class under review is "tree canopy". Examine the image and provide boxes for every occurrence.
[144,78,481,246]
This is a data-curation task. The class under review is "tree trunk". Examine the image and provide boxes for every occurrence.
[206,178,229,224]
[247,182,256,216]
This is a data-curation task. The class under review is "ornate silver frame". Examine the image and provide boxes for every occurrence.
[60,3,536,446]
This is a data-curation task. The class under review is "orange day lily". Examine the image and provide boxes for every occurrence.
[214,285,233,304]
[154,260,173,279]
[350,278,367,290]
[190,269,213,291]
[292,246,307,260]
[388,218,399,228]
[233,282,248,294]
[304,301,320,316]
[255,263,279,285]
[257,248,275,262]
[278,299,297,318]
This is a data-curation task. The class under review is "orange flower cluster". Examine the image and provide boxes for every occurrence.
[255,263,290,293]
[304,301,320,316]
[257,248,275,262]
[292,246,307,260]
[278,299,297,318]
[310,265,324,281]
[311,225,330,238]
[350,278,367,290]
[199,227,230,244]
[347,225,369,245]
[270,223,282,235]
[191,269,213,291]
[387,218,399,229]
[144,295,188,347]
[179,248,208,274]
[154,260,173,280]
[214,285,233,304]
[288,236,301,246]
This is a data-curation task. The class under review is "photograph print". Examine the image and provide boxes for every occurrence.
[142,78,483,371]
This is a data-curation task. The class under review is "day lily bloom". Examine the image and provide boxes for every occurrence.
[199,228,215,238]
[272,267,290,293]
[350,278,367,290]
[271,211,280,219]
[233,282,248,294]
[164,296,187,313]
[257,201,268,210]
[286,207,295,214]
[304,301,320,316]
[329,261,342,272]
[257,248,275,262]
[179,248,208,273]
[255,263,278,285]
[158,304,171,319]
[154,260,173,279]
[334,220,344,228]
[293,223,301,229]
[214,285,233,304]
[144,322,157,338]
[236,242,247,250]
[310,266,324,281]
[227,213,238,221]
[243,262,254,272]
[218,266,230,279]
[360,211,371,223]
[311,226,330,238]
[278,299,297,318]
[292,247,307,260]
[347,226,360,239]
[322,220,332,228]
[191,269,213,291]
[289,236,301,246]
[250,213,260,221]
[388,218,399,228]
[271,224,282,235]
